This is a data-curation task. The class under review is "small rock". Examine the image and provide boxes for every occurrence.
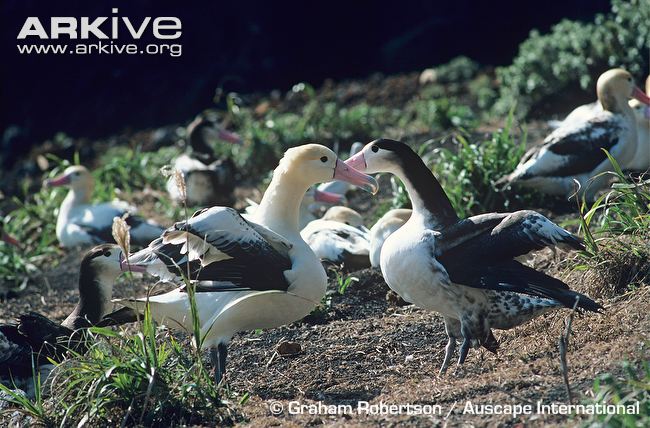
[277,341,302,357]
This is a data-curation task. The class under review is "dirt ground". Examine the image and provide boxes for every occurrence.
[1,242,648,427]
[1,70,648,426]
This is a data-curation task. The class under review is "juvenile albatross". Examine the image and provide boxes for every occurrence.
[346,139,602,374]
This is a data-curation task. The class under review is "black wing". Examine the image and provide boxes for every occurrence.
[130,207,292,293]
[437,211,599,312]
[444,260,601,312]
[0,324,33,378]
[539,114,623,177]
[437,211,583,264]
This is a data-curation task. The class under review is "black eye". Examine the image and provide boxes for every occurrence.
[371,145,379,153]
[320,156,328,163]
[104,251,111,257]
[73,172,80,176]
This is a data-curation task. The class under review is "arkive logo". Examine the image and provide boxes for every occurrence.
[16,8,182,57]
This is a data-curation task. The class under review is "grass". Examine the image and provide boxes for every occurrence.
[428,109,541,217]
[38,315,236,426]
[572,152,650,295]
[0,156,71,293]
[337,274,359,295]
[1,176,241,427]
[577,151,650,253]
[583,359,650,427]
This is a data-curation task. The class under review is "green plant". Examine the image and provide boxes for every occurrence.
[430,110,539,217]
[0,156,71,293]
[40,318,232,426]
[577,151,650,252]
[337,274,359,295]
[494,0,650,117]
[0,356,50,425]
[583,360,649,427]
[402,98,477,132]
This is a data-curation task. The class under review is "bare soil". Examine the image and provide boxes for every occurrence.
[2,244,648,427]
[1,71,648,426]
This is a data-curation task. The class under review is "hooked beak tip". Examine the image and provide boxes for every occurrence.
[333,158,378,195]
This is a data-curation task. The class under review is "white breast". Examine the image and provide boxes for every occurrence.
[380,223,454,316]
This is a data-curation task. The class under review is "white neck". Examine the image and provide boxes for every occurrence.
[56,188,90,235]
[619,100,640,164]
[253,167,310,238]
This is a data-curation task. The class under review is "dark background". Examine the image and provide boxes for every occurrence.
[2,0,611,147]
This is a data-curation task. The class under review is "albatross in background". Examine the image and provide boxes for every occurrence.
[115,144,378,383]
[500,69,650,200]
[167,115,242,207]
[346,139,602,374]
[245,187,345,230]
[301,206,371,269]
[1,245,124,391]
[369,208,412,268]
[45,166,164,248]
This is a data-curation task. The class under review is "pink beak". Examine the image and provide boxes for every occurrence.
[44,174,71,187]
[344,151,367,173]
[119,253,147,273]
[333,159,378,194]
[313,189,345,204]
[217,128,243,144]
[632,86,650,105]
[1,232,20,248]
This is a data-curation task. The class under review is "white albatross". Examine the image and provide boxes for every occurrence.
[45,166,164,248]
[301,206,371,269]
[369,208,412,268]
[500,68,650,199]
[346,139,602,374]
[115,144,378,382]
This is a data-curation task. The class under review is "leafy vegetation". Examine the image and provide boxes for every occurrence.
[574,153,650,294]
[0,312,237,426]
[583,360,650,427]
[1,8,650,425]
[494,0,650,117]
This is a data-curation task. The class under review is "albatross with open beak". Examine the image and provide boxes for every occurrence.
[115,144,377,383]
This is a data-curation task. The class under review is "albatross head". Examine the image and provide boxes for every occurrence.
[44,165,94,197]
[345,139,418,176]
[278,144,378,194]
[597,68,650,113]
[84,244,124,279]
[322,206,365,228]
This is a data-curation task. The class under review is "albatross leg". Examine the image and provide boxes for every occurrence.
[440,317,461,375]
[439,336,456,375]
[217,343,228,383]
[209,343,228,385]
[458,338,471,365]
